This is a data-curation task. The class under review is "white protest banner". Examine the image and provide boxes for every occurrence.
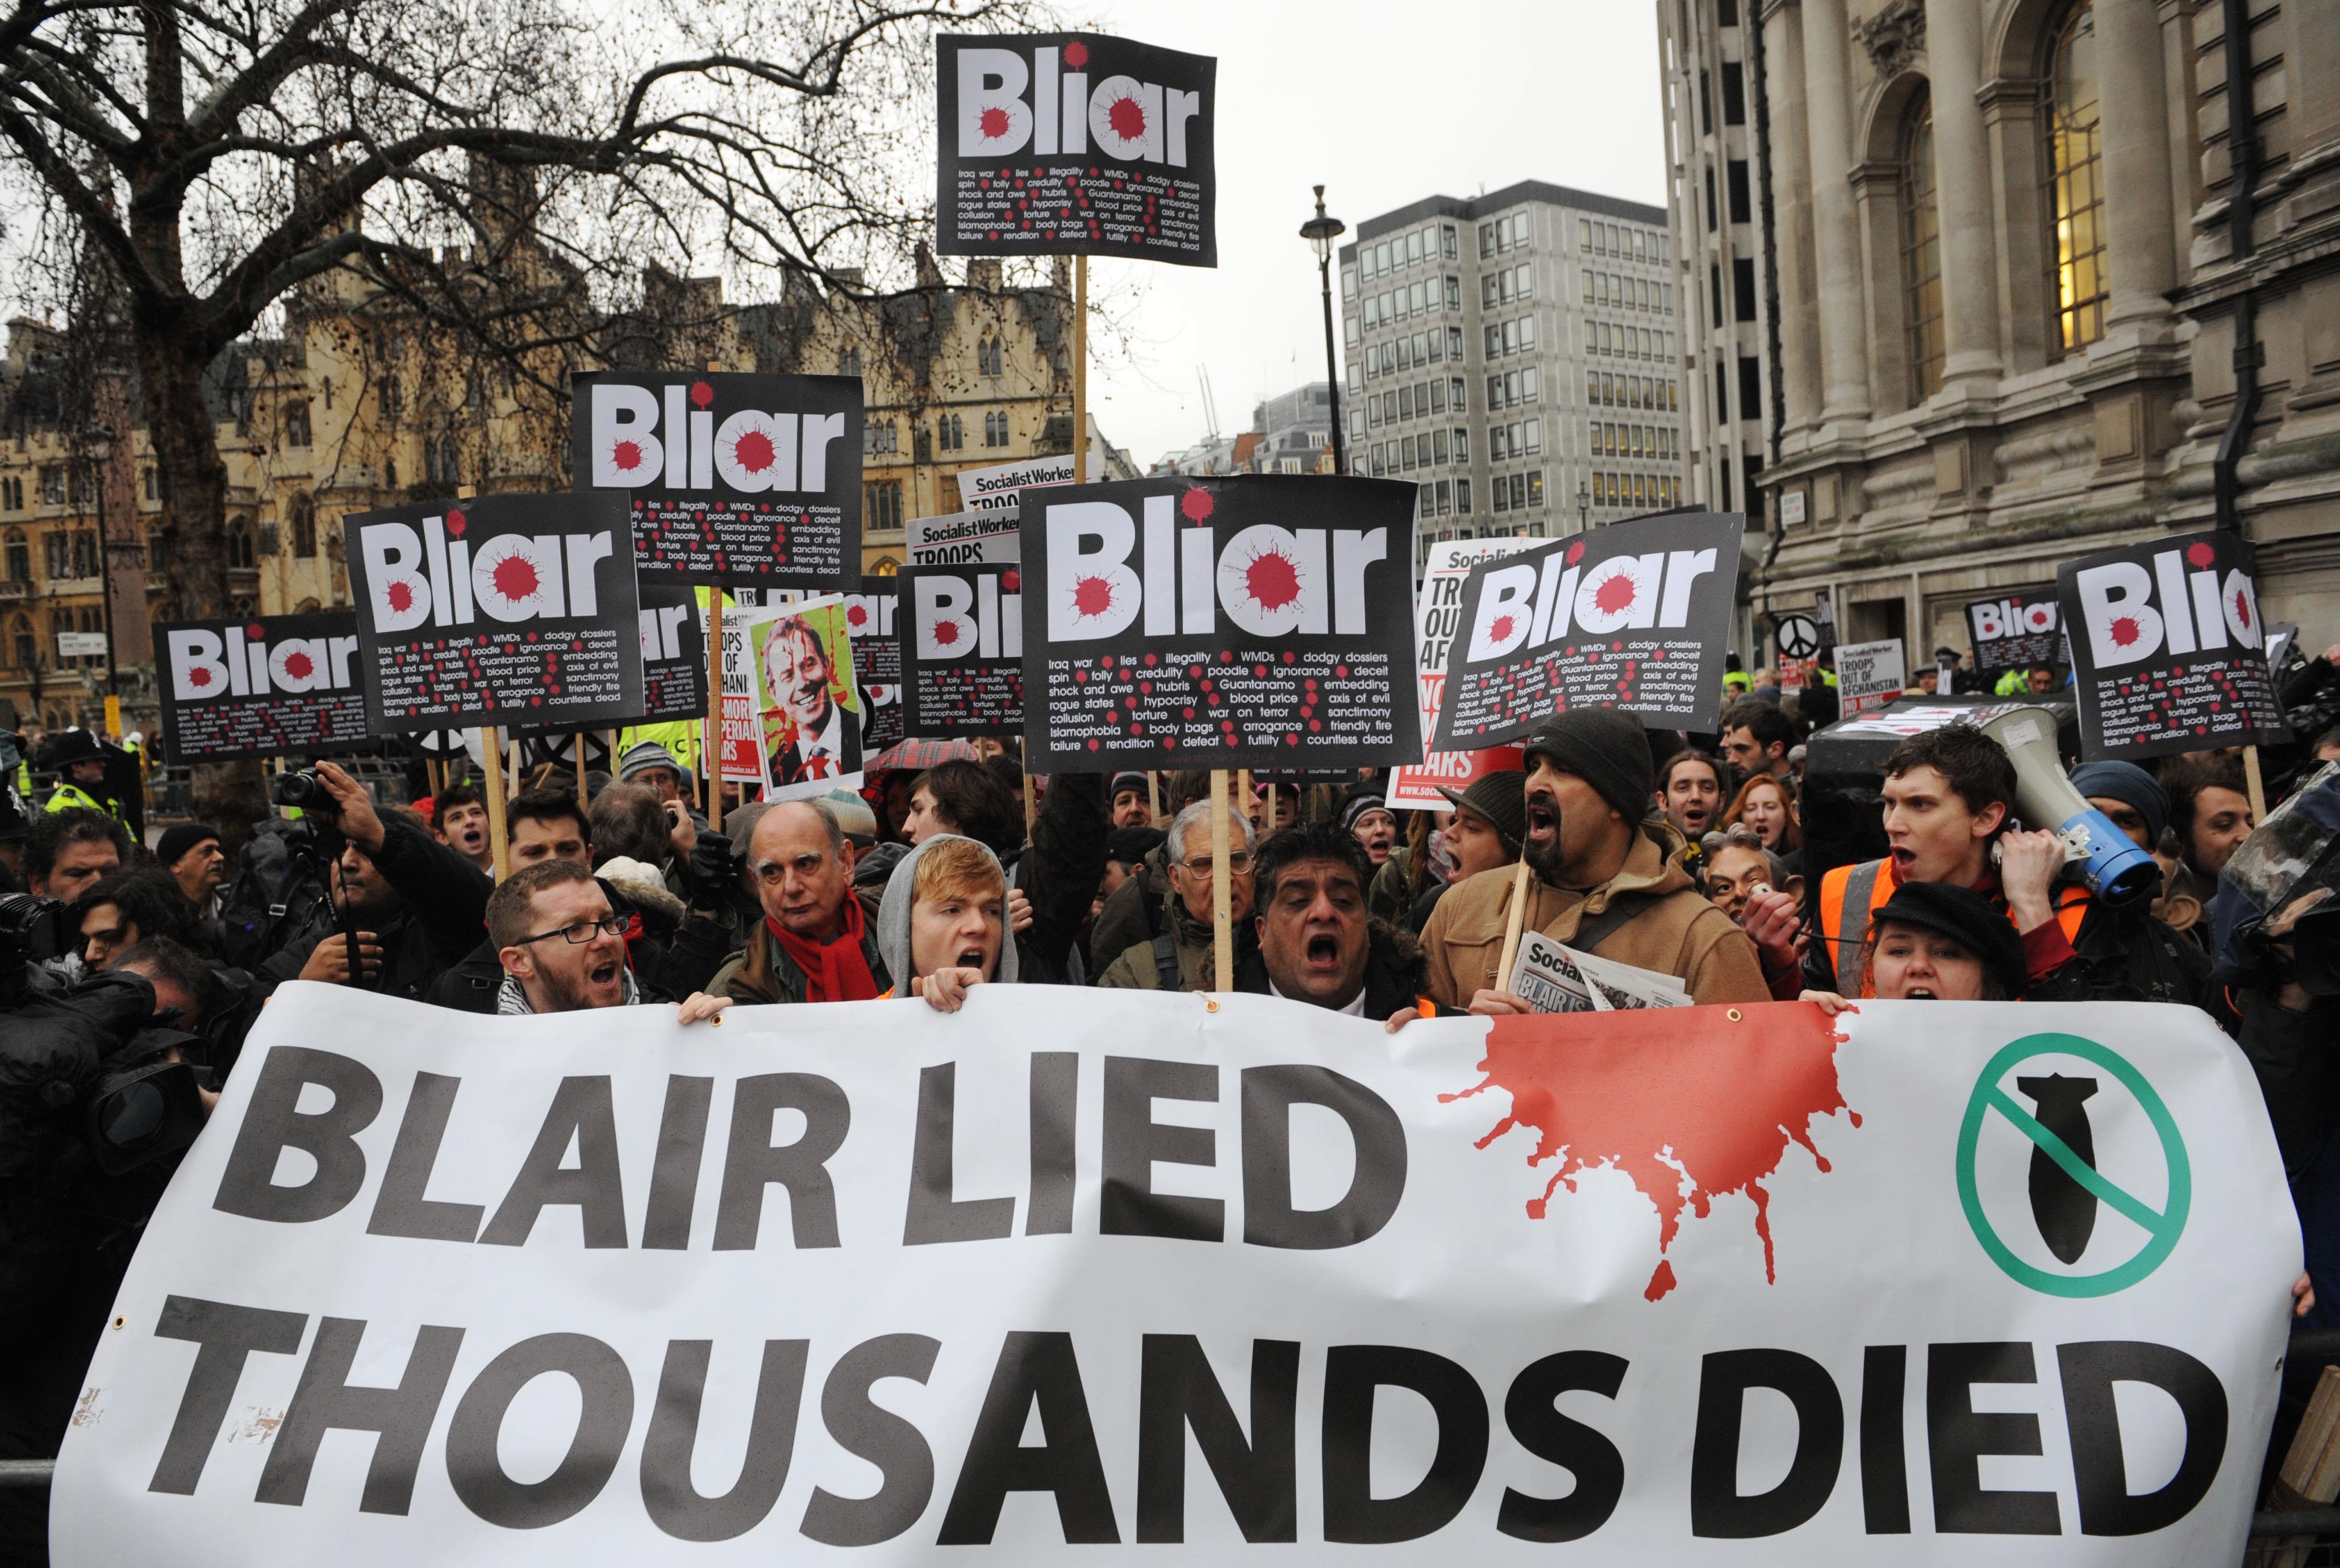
[1834,638,1905,717]
[56,987,2295,1565]
[952,453,1078,514]
[1388,537,1534,811]
[906,509,1022,567]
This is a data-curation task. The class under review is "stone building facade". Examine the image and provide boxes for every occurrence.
[0,256,1103,732]
[1659,0,2340,658]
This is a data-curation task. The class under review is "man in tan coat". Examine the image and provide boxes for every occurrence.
[1420,708,1769,1012]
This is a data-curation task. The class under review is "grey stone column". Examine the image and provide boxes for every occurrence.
[1923,0,2002,384]
[2094,0,2178,332]
[1765,0,1822,435]
[1801,0,1870,421]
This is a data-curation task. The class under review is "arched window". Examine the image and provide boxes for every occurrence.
[227,515,255,570]
[838,345,862,377]
[7,615,30,670]
[3,528,26,583]
[2042,1,2106,356]
[1900,88,1945,402]
[290,492,317,557]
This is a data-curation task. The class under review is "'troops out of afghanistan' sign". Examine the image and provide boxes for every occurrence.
[573,371,862,591]
[343,493,644,731]
[936,33,1217,267]
[1018,475,1420,770]
[52,989,2293,1564]
[157,611,369,762]
[1433,511,1745,749]
[2057,529,2289,761]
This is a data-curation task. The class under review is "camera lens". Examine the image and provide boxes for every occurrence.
[97,1082,166,1146]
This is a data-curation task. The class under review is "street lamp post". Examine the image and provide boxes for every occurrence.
[1299,186,1347,476]
[81,422,120,704]
[1577,481,1591,533]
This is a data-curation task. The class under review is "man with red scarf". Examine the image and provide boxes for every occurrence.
[706,799,890,1003]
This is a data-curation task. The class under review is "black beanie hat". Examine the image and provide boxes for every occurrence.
[156,823,222,869]
[1866,881,2028,999]
[1522,708,1657,823]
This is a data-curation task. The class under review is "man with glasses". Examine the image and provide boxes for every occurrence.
[486,861,729,1020]
[1096,799,1257,992]
[706,799,891,1004]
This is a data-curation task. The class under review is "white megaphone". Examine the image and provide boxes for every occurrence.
[1980,706,2160,907]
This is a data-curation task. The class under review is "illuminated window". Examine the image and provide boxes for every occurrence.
[2042,2,2106,356]
[1900,89,1944,402]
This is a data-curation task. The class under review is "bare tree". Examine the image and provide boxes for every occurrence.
[0,0,1041,820]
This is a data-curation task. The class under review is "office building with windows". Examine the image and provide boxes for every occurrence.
[1658,0,2340,655]
[1337,181,1686,569]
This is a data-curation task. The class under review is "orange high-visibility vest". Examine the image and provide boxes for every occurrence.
[1817,858,2087,998]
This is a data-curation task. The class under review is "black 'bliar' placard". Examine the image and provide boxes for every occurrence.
[936,33,1216,268]
[902,562,1023,740]
[1433,511,1745,750]
[1019,475,1419,769]
[572,371,861,590]
[846,577,904,751]
[157,611,370,762]
[2058,530,2289,761]
[1966,588,2063,677]
[343,493,644,731]
[637,583,706,722]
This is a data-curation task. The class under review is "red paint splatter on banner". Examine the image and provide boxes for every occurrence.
[932,618,964,648]
[2186,541,2214,569]
[1592,570,1638,615]
[979,106,1011,139]
[282,650,314,680]
[1071,575,1116,618]
[387,581,416,615]
[1062,40,1088,68]
[731,429,777,474]
[1181,487,1214,523]
[186,666,213,688]
[1244,549,1302,612]
[491,554,539,603]
[611,441,644,472]
[1106,94,1148,140]
[846,603,869,629]
[1490,613,1519,644]
[2110,616,2142,648]
[1444,1000,1855,1302]
[2234,589,2252,629]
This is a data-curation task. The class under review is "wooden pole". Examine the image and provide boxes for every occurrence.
[1266,782,1278,834]
[574,732,589,812]
[706,590,726,834]
[481,725,510,882]
[2244,743,2269,824]
[1494,858,1534,997]
[1238,768,1254,830]
[1146,769,1160,824]
[1072,256,1088,484]
[1209,768,1233,990]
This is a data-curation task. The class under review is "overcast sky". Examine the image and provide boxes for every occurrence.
[1074,0,1671,469]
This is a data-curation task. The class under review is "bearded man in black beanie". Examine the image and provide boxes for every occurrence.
[1417,707,1768,1011]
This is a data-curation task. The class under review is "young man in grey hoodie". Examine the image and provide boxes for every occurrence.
[875,832,1020,1012]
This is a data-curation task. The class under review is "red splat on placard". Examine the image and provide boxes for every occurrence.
[611,440,645,472]
[1071,575,1116,618]
[387,581,416,615]
[1445,1000,1855,1302]
[731,429,777,474]
[2186,542,2214,569]
[2234,589,2253,629]
[979,106,1011,139]
[2110,616,2142,648]
[281,650,315,680]
[932,618,964,648]
[444,508,467,539]
[689,380,714,409]
[186,665,214,688]
[1592,570,1638,616]
[1180,487,1214,523]
[1489,613,1518,644]
[491,554,540,603]
[1244,549,1302,612]
[1062,40,1088,68]
[1106,94,1147,140]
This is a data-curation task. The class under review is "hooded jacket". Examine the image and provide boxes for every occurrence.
[874,833,1021,994]
[1420,823,1770,1010]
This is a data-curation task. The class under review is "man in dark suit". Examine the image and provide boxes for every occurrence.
[764,614,861,786]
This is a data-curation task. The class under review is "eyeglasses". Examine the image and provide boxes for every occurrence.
[514,915,627,946]
[1178,851,1253,878]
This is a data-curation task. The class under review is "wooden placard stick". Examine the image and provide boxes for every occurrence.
[1210,766,1233,989]
[1494,858,1533,996]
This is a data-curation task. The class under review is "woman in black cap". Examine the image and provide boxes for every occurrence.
[1803,881,2029,1008]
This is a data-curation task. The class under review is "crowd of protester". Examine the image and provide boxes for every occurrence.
[7,636,2340,1559]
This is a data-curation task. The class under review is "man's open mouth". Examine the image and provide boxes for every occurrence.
[1525,798,1558,838]
[1305,932,1342,970]
[1891,847,1916,870]
[588,957,622,987]
[957,947,987,969]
